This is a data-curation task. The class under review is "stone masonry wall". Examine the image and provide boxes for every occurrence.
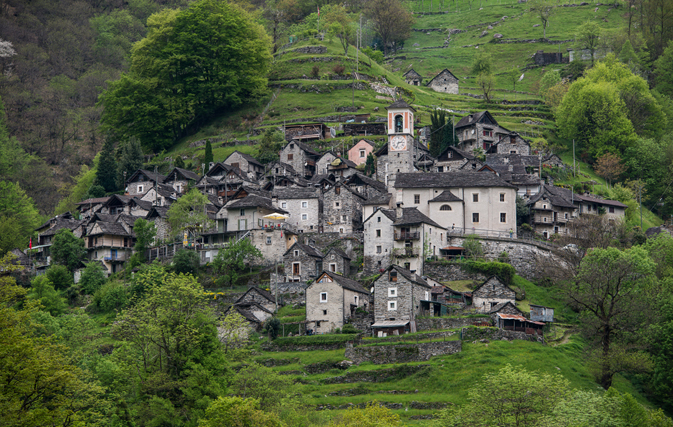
[345,341,462,364]
[416,316,493,330]
[461,326,544,343]
[423,263,487,282]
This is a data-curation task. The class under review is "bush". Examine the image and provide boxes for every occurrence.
[79,262,107,295]
[93,281,128,312]
[342,323,359,334]
[47,265,73,291]
[498,251,511,264]
[173,249,200,275]
[264,317,281,339]
[463,234,484,259]
[333,64,345,75]
[461,260,516,285]
[311,65,320,78]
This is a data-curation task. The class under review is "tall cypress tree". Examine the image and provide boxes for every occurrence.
[204,140,213,167]
[96,138,117,192]
[116,138,144,189]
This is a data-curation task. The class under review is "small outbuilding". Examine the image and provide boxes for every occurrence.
[403,69,423,86]
[530,304,554,322]
[426,69,459,94]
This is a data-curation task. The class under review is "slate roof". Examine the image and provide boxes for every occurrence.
[403,69,422,79]
[393,207,444,229]
[164,167,200,182]
[426,68,459,86]
[394,171,517,189]
[345,173,388,194]
[386,99,416,112]
[286,141,320,156]
[88,221,133,237]
[488,301,523,315]
[389,264,431,288]
[317,271,369,294]
[362,193,392,206]
[455,111,498,129]
[329,156,358,169]
[226,150,263,168]
[272,187,320,199]
[267,161,298,175]
[227,195,287,213]
[128,169,166,184]
[40,217,83,237]
[472,276,515,295]
[326,246,351,260]
[146,206,169,219]
[284,242,324,258]
[429,190,463,203]
[311,174,336,184]
[76,197,111,206]
[130,197,153,211]
[576,194,628,208]
[236,286,276,305]
[526,184,576,209]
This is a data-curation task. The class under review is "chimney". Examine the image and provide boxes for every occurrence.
[271,195,278,208]
[209,162,215,170]
[396,202,403,219]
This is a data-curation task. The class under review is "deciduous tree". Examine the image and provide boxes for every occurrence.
[50,229,86,273]
[595,152,626,187]
[529,0,555,39]
[79,262,107,295]
[576,20,602,66]
[133,218,156,260]
[564,246,656,389]
[167,188,213,238]
[213,238,262,287]
[365,0,414,55]
[198,397,283,427]
[324,5,355,56]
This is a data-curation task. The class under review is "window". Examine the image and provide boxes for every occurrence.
[266,236,272,245]
[510,150,517,154]
[414,194,420,204]
[394,115,403,133]
[360,150,366,158]
[473,193,479,202]
[287,153,294,160]
[294,250,299,256]
[293,262,300,275]
[388,301,397,310]
[440,205,452,211]
[339,228,344,233]
[404,262,411,270]
[240,209,245,216]
[290,144,295,149]
[448,151,453,158]
[341,215,347,222]
[377,216,381,222]
[354,296,358,304]
[437,166,444,172]
[565,213,569,219]
[323,309,327,315]
[389,288,398,298]
[335,201,340,208]
[500,193,505,202]
[376,229,381,237]
[609,206,615,213]
[275,168,279,173]
[320,292,328,302]
[281,202,287,209]
[301,214,308,221]
[543,204,547,210]
[473,213,480,223]
[231,162,240,170]
[389,270,398,282]
[335,186,340,195]
[329,263,336,272]
[302,201,308,208]
[137,185,144,193]
[500,213,507,223]
[376,245,382,253]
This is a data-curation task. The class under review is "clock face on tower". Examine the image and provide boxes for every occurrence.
[390,135,407,151]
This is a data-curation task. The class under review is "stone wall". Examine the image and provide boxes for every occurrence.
[438,236,559,281]
[423,262,486,282]
[323,184,365,233]
[533,51,565,65]
[417,316,493,330]
[345,341,462,364]
[290,46,327,54]
[461,326,544,343]
[270,280,308,295]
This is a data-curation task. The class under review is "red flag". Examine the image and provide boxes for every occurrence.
[317,6,320,16]
[29,237,32,250]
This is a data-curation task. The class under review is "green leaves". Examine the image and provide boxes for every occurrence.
[51,229,87,273]
[167,188,213,238]
[100,0,271,152]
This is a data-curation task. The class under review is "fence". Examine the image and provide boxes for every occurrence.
[445,227,558,249]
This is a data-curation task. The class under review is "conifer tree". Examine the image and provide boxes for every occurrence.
[204,140,213,167]
[116,138,144,189]
[96,138,117,192]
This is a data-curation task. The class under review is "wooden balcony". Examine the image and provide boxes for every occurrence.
[393,247,420,258]
[394,231,420,240]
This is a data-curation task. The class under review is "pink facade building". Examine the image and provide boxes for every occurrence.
[348,139,375,166]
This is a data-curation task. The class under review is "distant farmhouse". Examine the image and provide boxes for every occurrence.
[426,69,459,94]
[403,69,422,86]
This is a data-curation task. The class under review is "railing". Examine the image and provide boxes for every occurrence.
[393,247,420,257]
[445,227,559,248]
[394,231,420,240]
[103,253,128,261]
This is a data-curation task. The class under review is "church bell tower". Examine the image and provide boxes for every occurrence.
[385,99,416,191]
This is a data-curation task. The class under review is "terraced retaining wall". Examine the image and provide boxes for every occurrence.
[345,341,462,364]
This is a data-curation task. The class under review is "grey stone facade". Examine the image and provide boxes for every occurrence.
[283,242,324,282]
[279,141,320,178]
[273,187,322,233]
[315,151,337,176]
[305,271,369,334]
[472,276,516,313]
[363,209,395,275]
[223,150,264,180]
[324,248,351,276]
[322,184,366,234]
[426,69,459,94]
[373,265,432,325]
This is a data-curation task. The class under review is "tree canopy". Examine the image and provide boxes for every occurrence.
[100,0,272,152]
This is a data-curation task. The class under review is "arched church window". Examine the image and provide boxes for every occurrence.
[440,205,452,211]
[395,115,403,133]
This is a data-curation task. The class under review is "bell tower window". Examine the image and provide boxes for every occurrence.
[395,115,404,133]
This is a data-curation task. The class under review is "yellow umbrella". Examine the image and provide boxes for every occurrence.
[263,213,289,220]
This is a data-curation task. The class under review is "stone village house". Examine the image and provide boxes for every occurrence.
[125,169,166,197]
[372,265,432,336]
[305,271,370,334]
[223,150,265,181]
[403,68,423,86]
[425,69,460,95]
[283,242,324,282]
[279,141,321,178]
[322,182,366,234]
[472,276,516,313]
